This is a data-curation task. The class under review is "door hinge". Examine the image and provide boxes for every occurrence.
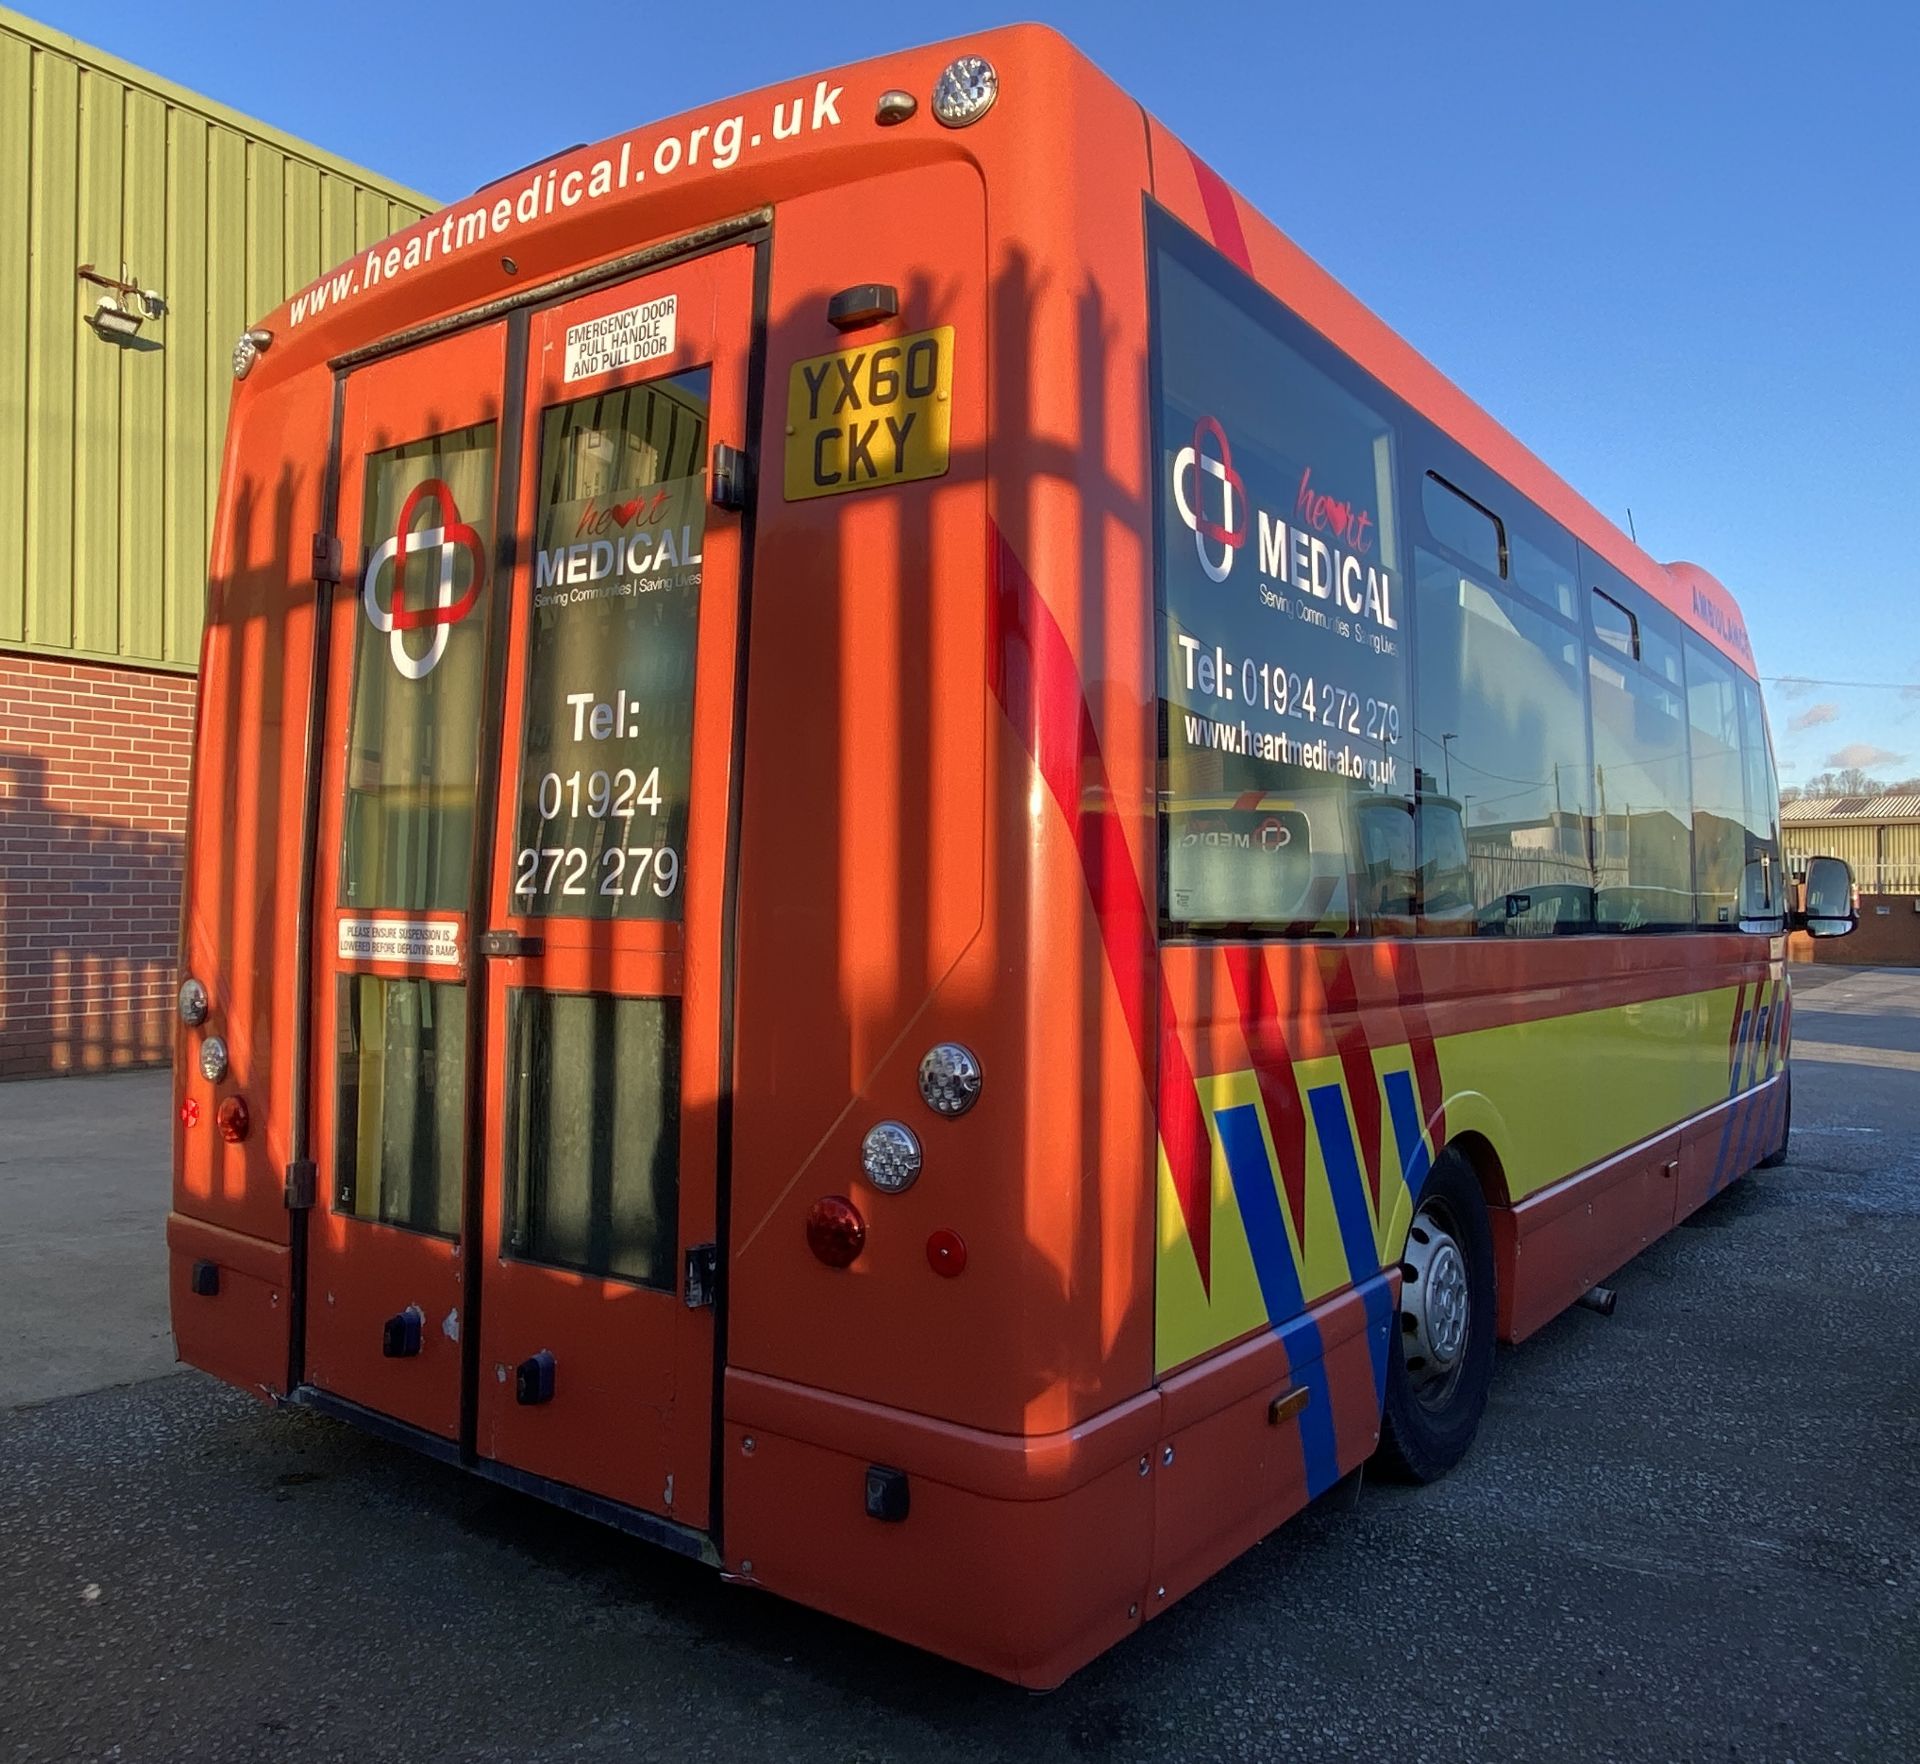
[684,1243,720,1308]
[311,533,342,586]
[711,443,751,512]
[284,1158,317,1211]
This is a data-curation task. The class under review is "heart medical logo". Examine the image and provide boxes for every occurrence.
[1171,415,1247,584]
[361,478,486,679]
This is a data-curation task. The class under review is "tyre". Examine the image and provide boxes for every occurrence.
[1757,1072,1791,1169]
[1374,1148,1497,1483]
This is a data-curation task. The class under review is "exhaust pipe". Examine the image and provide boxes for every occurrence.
[1577,1284,1617,1317]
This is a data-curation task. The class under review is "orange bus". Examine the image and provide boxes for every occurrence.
[169,27,1857,1687]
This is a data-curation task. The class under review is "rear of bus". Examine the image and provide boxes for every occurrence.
[169,28,1171,1686]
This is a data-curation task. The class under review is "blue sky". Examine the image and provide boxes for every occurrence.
[32,0,1920,785]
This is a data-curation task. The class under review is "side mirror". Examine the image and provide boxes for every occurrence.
[1796,855,1858,938]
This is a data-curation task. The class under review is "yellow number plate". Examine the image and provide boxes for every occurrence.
[783,326,953,500]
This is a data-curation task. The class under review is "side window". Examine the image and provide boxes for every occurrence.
[1507,521,1577,620]
[1738,678,1784,918]
[1150,213,1409,934]
[1412,551,1593,936]
[1421,474,1504,579]
[1591,590,1636,661]
[1684,639,1748,926]
[1588,645,1692,929]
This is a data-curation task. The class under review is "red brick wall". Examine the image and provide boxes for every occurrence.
[1788,894,1920,968]
[0,652,195,1077]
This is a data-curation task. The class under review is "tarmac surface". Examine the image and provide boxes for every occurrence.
[1,965,1916,1761]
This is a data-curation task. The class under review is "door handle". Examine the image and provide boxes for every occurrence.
[478,930,544,959]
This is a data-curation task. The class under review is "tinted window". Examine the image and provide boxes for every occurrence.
[1685,639,1748,926]
[1422,473,1504,579]
[1738,678,1784,918]
[1413,551,1594,935]
[503,990,679,1287]
[1589,648,1692,928]
[1591,590,1636,660]
[333,975,465,1237]
[340,425,496,911]
[512,370,709,921]
[1508,521,1577,620]
[1151,214,1409,934]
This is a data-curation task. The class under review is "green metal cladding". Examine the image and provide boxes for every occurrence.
[0,6,434,672]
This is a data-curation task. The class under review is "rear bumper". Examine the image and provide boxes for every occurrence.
[721,1275,1391,1687]
[166,1213,290,1400]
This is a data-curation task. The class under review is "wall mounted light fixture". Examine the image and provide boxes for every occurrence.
[78,263,167,342]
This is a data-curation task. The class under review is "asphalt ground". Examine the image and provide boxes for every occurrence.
[2,966,1916,1762]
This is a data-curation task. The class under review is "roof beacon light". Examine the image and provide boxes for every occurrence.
[931,56,997,129]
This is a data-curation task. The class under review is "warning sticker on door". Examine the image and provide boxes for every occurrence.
[564,296,677,382]
[337,917,463,968]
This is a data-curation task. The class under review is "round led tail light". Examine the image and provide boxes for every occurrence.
[860,1121,922,1193]
[198,1035,229,1083]
[805,1195,866,1268]
[216,1097,250,1143]
[917,1043,982,1118]
[177,977,208,1026]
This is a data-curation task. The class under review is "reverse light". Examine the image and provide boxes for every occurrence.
[232,326,272,380]
[216,1097,250,1143]
[177,977,208,1026]
[860,1122,922,1194]
[806,1195,866,1268]
[931,56,997,128]
[917,1044,982,1118]
[198,1035,229,1083]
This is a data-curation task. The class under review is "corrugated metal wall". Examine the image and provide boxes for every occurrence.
[1784,822,1876,873]
[0,7,434,672]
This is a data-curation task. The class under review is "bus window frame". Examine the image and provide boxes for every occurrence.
[1145,199,1418,943]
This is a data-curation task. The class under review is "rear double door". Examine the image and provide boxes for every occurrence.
[302,243,757,1530]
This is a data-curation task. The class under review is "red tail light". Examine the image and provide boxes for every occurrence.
[216,1097,250,1143]
[179,1098,200,1128]
[926,1228,967,1277]
[806,1195,866,1268]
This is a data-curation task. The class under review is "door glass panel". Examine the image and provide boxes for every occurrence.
[341,424,497,911]
[503,990,681,1288]
[334,974,466,1236]
[512,370,710,921]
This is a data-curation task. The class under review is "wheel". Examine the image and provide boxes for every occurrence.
[1374,1149,1496,1483]
[1757,1072,1791,1169]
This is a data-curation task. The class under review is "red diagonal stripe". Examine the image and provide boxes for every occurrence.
[1225,946,1310,1250]
[986,527,1210,1285]
[1389,944,1448,1155]
[1318,948,1384,1214]
[1188,151,1253,273]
